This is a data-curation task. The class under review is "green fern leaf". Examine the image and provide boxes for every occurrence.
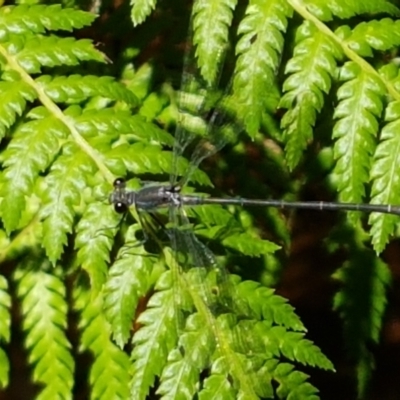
[351,0,400,16]
[267,325,334,370]
[0,275,10,388]
[38,75,138,106]
[176,269,278,399]
[105,142,211,185]
[130,271,178,399]
[131,0,158,26]
[14,259,74,399]
[239,281,306,331]
[190,204,235,226]
[0,78,36,139]
[75,202,120,293]
[234,0,291,136]
[158,312,214,398]
[14,35,105,73]
[74,110,173,145]
[0,275,10,344]
[41,142,96,263]
[106,143,173,175]
[332,230,391,397]
[298,0,333,21]
[304,0,399,19]
[346,19,400,57]
[103,227,156,347]
[75,286,130,399]
[274,363,319,399]
[1,116,68,233]
[369,100,400,252]
[0,348,8,389]
[195,223,279,257]
[333,62,384,220]
[0,5,96,34]
[192,0,236,86]
[157,349,202,399]
[222,232,280,256]
[199,372,235,399]
[281,20,341,169]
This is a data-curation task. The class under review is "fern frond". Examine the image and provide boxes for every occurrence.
[41,142,96,264]
[238,281,306,331]
[222,232,280,256]
[75,286,130,399]
[333,62,384,219]
[200,366,236,398]
[14,259,74,399]
[75,202,120,293]
[192,0,236,86]
[189,203,235,225]
[71,109,172,144]
[38,75,139,105]
[14,35,105,73]
[105,142,210,185]
[332,223,391,397]
[0,275,10,388]
[273,363,319,399]
[130,271,179,399]
[280,20,341,169]
[170,267,261,399]
[349,0,400,17]
[135,261,330,399]
[234,0,291,136]
[157,314,213,398]
[103,226,156,347]
[131,0,158,26]
[301,0,400,20]
[257,324,334,370]
[1,115,68,233]
[369,95,400,252]
[346,18,400,56]
[0,77,35,138]
[0,4,96,34]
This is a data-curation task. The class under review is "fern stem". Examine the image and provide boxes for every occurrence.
[288,0,400,100]
[0,45,115,183]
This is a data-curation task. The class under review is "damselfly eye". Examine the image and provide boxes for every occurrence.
[114,202,127,214]
[113,178,126,189]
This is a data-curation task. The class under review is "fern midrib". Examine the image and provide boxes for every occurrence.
[0,43,114,183]
[288,0,400,101]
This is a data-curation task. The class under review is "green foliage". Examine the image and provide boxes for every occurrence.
[14,258,73,399]
[0,0,399,399]
[331,222,391,397]
[74,284,131,398]
[281,21,341,169]
[234,0,291,137]
[192,0,236,86]
[0,275,10,388]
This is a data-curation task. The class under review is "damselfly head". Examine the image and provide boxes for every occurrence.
[110,177,131,214]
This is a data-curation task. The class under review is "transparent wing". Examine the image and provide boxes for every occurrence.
[179,98,242,188]
[171,9,241,188]
[170,21,210,186]
[167,203,264,397]
[167,201,218,315]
